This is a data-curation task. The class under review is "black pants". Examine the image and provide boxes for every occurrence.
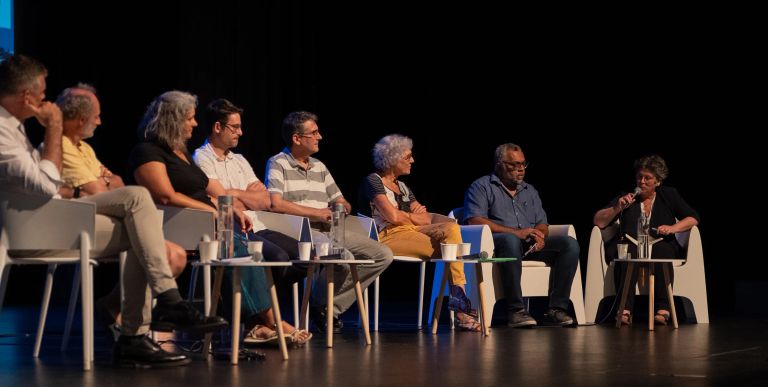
[250,229,308,288]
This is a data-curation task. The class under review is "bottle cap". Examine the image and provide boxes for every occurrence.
[218,195,233,205]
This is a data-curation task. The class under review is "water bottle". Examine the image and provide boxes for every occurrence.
[217,195,234,259]
[330,202,346,257]
[637,212,650,259]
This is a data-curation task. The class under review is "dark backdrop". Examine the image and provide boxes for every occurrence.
[8,1,759,318]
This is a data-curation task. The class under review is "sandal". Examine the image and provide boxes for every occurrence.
[448,285,478,319]
[617,310,632,326]
[455,312,481,332]
[243,324,278,345]
[654,310,671,326]
[286,329,313,346]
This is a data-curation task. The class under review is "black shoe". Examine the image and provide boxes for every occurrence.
[150,301,228,333]
[309,306,343,334]
[113,335,191,368]
[542,308,575,326]
[507,309,537,328]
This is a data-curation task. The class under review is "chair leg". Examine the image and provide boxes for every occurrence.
[374,276,379,331]
[61,265,80,352]
[418,262,425,329]
[293,282,299,326]
[34,264,57,358]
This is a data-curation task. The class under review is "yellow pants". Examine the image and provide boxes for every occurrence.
[378,222,465,285]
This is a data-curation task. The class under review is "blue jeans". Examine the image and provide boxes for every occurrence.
[492,233,579,311]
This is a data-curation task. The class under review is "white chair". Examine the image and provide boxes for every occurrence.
[430,207,587,327]
[584,223,708,324]
[249,210,312,326]
[1,191,97,371]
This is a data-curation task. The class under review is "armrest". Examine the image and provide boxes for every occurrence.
[1,191,96,250]
[157,205,215,250]
[549,224,576,239]
[458,224,494,257]
[251,210,312,242]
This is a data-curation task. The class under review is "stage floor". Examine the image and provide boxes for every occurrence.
[2,306,767,386]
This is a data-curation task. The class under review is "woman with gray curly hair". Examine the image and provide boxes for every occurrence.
[593,154,700,326]
[359,134,480,332]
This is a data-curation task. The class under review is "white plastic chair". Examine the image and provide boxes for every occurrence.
[584,223,708,324]
[430,207,587,327]
[1,191,98,370]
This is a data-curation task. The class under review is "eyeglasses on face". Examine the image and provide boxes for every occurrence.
[222,123,242,133]
[501,160,528,170]
[298,129,321,138]
[402,153,414,161]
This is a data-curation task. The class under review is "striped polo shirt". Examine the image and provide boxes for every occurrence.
[265,147,342,209]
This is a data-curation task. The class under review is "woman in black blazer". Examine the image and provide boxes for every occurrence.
[593,155,700,326]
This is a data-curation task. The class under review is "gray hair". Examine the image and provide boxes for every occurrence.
[494,143,523,165]
[372,134,413,171]
[137,91,197,151]
[55,83,98,120]
[634,154,669,182]
[0,51,48,98]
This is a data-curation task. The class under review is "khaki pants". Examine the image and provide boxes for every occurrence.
[379,222,466,285]
[19,187,177,335]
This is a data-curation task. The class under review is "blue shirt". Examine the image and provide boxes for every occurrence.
[463,173,548,228]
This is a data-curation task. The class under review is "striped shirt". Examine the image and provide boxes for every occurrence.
[265,148,342,209]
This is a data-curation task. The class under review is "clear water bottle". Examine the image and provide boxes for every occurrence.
[329,202,346,257]
[637,212,650,259]
[217,195,234,259]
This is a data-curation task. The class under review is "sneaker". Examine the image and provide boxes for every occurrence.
[150,300,228,333]
[507,309,537,328]
[113,335,191,368]
[542,308,575,326]
[309,306,343,334]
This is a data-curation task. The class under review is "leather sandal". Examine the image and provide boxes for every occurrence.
[455,311,481,332]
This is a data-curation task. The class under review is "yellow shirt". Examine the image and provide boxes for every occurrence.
[62,136,102,187]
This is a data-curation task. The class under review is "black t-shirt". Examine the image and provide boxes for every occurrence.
[128,142,214,208]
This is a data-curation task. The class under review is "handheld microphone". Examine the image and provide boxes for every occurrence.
[631,187,642,198]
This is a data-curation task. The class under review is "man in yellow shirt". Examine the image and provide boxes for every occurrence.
[56,83,123,196]
[55,84,187,337]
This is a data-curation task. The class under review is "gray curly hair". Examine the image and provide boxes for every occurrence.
[372,134,413,171]
[55,83,97,120]
[137,91,197,151]
[634,154,669,182]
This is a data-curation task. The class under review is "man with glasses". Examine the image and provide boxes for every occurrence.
[193,99,308,289]
[463,143,579,327]
[266,111,392,333]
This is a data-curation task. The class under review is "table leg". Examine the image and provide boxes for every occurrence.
[616,263,635,328]
[299,264,315,331]
[231,268,242,365]
[648,264,655,331]
[266,268,288,359]
[326,266,334,348]
[203,267,225,356]
[431,267,450,334]
[475,263,490,336]
[663,264,679,329]
[351,265,371,345]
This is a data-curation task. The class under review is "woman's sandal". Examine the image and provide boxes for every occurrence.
[448,285,479,319]
[455,312,482,332]
[617,310,632,326]
[654,310,671,326]
[285,329,313,346]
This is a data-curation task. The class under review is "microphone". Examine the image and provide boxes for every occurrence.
[631,187,642,198]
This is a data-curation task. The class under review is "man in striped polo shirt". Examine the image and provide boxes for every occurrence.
[266,111,393,333]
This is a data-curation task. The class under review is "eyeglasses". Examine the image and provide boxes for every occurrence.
[298,129,321,138]
[402,153,414,161]
[222,123,242,133]
[501,160,529,170]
